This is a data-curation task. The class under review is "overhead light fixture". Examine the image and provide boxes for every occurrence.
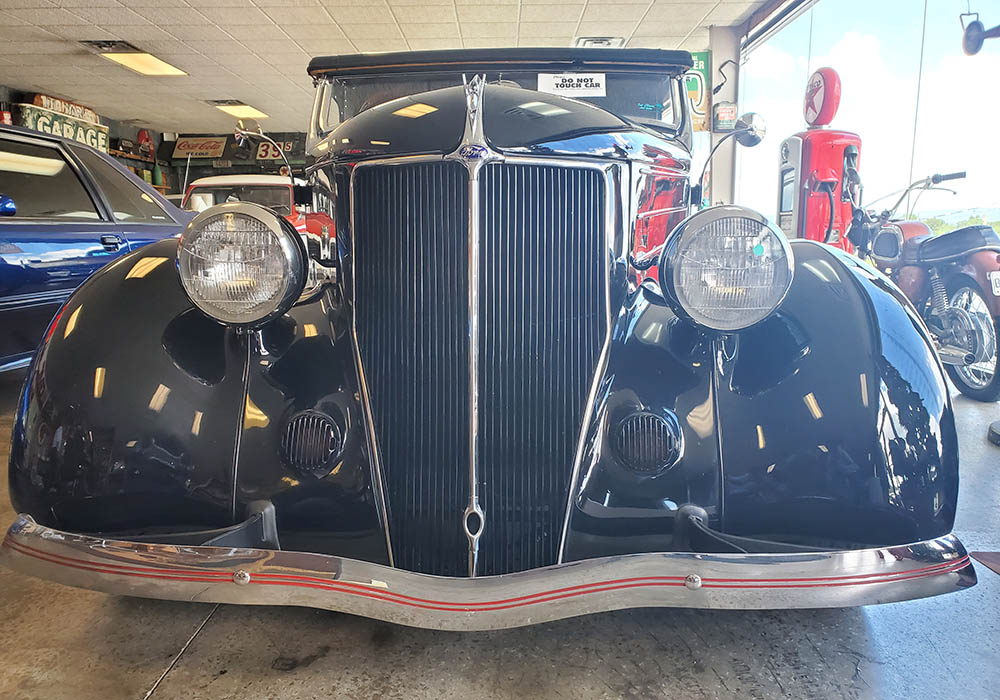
[207,100,269,120]
[81,41,186,76]
[102,52,186,76]
[573,36,625,48]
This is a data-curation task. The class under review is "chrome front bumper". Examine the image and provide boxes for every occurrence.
[1,515,976,631]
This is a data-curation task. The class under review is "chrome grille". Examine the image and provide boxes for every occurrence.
[353,159,607,576]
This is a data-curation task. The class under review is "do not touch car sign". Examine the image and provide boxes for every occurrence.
[538,73,606,97]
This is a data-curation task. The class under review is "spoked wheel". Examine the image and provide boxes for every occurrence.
[944,281,1000,402]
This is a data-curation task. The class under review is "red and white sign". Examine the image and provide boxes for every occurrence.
[256,141,293,160]
[804,67,841,127]
[173,137,227,158]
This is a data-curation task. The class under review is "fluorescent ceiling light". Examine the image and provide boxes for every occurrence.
[102,52,186,76]
[0,150,65,176]
[215,104,269,119]
[392,103,438,119]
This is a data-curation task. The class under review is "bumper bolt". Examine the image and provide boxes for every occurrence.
[233,570,251,586]
[684,574,702,590]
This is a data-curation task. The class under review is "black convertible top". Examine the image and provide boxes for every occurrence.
[307,48,693,79]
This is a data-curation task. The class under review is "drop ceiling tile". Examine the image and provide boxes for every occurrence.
[390,5,456,23]
[455,5,516,22]
[517,21,576,38]
[519,0,580,4]
[400,23,458,39]
[244,40,306,55]
[0,10,30,25]
[581,3,648,21]
[462,37,511,48]
[352,38,408,51]
[62,6,150,24]
[296,37,356,53]
[628,35,686,49]
[131,7,208,25]
[4,7,87,24]
[407,37,459,49]
[0,40,79,54]
[261,5,331,24]
[185,0,255,6]
[0,25,57,41]
[576,21,638,36]
[708,3,758,24]
[338,23,401,39]
[183,39,254,54]
[197,7,272,25]
[113,25,175,41]
[257,0,322,5]
[460,21,515,38]
[131,39,199,55]
[325,5,392,23]
[168,25,234,40]
[644,2,710,23]
[456,0,517,4]
[281,23,347,39]
[520,5,584,22]
[117,0,188,6]
[518,36,568,47]
[0,0,57,7]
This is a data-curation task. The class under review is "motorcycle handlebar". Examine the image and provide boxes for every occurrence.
[932,171,966,184]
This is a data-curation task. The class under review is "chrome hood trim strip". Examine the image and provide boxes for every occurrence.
[1,515,976,632]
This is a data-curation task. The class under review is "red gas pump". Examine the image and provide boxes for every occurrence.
[776,68,860,253]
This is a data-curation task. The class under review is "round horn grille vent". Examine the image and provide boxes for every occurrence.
[281,410,342,478]
[614,411,683,474]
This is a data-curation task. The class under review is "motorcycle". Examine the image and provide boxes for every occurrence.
[847,171,1000,401]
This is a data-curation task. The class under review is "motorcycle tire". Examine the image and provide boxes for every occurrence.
[943,279,1000,402]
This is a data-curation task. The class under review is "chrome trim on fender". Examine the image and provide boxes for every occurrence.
[1,515,976,632]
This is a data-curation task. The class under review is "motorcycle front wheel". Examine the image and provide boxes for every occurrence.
[944,280,1000,402]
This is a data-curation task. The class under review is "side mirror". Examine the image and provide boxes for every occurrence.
[233,118,263,147]
[734,112,766,147]
[0,194,15,217]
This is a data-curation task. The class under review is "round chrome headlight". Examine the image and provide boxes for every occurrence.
[177,202,306,326]
[659,206,793,331]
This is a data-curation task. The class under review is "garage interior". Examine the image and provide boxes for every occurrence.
[2,0,999,698]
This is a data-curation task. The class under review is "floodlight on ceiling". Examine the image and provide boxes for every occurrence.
[80,40,186,76]
[573,37,626,48]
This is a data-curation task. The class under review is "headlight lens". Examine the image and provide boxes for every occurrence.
[661,206,793,331]
[178,202,306,326]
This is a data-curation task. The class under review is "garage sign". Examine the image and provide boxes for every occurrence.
[538,73,606,97]
[15,103,109,152]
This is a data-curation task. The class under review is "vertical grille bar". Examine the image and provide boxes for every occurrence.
[353,161,470,577]
[477,163,606,576]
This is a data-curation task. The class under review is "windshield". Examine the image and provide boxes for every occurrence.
[184,185,292,216]
[314,70,684,137]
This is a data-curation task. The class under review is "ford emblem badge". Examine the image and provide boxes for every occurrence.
[459,145,487,160]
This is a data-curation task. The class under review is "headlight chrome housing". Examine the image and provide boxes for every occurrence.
[178,202,307,326]
[659,206,794,332]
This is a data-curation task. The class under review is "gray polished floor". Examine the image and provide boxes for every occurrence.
[0,368,996,700]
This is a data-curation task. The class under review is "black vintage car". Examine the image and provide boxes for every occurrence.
[2,50,975,630]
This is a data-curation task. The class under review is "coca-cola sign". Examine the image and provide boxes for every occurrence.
[172,137,227,158]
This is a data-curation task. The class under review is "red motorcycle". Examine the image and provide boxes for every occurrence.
[847,171,1000,401]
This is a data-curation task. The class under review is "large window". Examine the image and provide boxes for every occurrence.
[0,138,100,220]
[69,145,172,224]
[734,0,996,227]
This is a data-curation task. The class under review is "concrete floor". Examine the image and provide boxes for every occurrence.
[0,369,997,700]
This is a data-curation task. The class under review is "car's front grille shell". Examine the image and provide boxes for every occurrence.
[352,159,607,577]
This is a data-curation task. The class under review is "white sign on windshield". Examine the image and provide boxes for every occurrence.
[538,73,606,98]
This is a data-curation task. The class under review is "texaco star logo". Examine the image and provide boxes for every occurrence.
[804,74,825,124]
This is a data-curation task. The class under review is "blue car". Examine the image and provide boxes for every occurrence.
[0,124,191,372]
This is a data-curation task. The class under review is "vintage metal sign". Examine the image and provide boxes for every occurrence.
[173,137,227,159]
[16,103,109,152]
[32,94,99,125]
[686,51,711,132]
[255,141,294,160]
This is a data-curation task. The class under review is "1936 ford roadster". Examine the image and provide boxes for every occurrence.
[2,49,976,630]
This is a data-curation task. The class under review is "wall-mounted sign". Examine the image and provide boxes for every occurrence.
[686,51,711,132]
[32,94,99,125]
[538,73,606,97]
[712,101,738,132]
[16,103,109,152]
[256,141,293,160]
[173,137,227,158]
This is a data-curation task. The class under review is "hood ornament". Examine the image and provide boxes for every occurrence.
[448,73,499,171]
